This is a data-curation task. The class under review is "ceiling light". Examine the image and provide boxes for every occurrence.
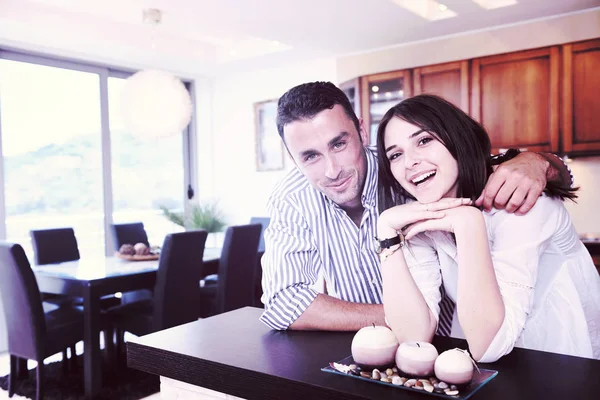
[373,93,379,100]
[392,0,457,21]
[385,92,392,98]
[372,85,380,93]
[471,0,518,10]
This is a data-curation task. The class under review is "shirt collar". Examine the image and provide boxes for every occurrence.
[361,147,378,209]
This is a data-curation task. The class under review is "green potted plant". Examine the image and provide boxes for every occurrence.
[160,200,227,246]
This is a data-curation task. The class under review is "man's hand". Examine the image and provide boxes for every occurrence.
[476,152,548,215]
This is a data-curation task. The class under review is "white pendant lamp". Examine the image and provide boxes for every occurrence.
[121,9,192,139]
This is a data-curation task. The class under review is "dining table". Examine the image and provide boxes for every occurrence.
[127,306,600,400]
[31,246,221,399]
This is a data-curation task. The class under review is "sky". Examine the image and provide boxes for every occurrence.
[0,58,126,156]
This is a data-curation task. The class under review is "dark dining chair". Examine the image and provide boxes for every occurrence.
[108,230,208,360]
[30,228,80,266]
[199,223,262,317]
[111,222,152,303]
[0,242,85,400]
[111,222,150,248]
[249,217,270,307]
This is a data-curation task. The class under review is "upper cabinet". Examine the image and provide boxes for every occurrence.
[471,47,560,154]
[360,70,412,145]
[339,77,362,119]
[562,39,600,155]
[342,37,599,156]
[413,61,470,113]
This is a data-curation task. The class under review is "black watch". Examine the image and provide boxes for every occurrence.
[373,234,401,254]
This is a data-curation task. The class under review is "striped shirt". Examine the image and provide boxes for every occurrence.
[259,148,455,332]
[260,148,381,330]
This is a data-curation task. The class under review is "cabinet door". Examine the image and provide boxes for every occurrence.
[413,61,469,113]
[360,70,412,145]
[471,47,560,154]
[562,39,600,155]
[338,78,362,118]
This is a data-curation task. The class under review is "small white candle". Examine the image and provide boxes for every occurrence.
[351,325,399,368]
[434,348,475,385]
[395,341,439,376]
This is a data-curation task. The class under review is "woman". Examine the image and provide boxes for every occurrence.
[375,94,600,362]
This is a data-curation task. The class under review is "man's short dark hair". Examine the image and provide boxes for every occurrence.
[276,81,360,140]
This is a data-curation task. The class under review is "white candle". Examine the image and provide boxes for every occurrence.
[395,341,439,376]
[351,325,399,368]
[434,348,475,385]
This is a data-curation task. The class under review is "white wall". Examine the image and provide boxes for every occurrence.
[337,8,600,82]
[206,58,337,225]
[565,157,600,235]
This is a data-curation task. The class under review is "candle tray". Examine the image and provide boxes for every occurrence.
[322,355,498,399]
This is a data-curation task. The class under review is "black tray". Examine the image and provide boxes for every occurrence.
[322,355,498,399]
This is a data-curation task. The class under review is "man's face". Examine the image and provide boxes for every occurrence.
[283,105,368,210]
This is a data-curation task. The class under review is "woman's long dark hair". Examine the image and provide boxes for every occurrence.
[376,94,576,213]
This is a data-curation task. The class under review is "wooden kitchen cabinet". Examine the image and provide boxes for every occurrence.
[413,60,470,113]
[339,78,362,118]
[471,47,560,154]
[562,39,600,155]
[360,69,412,145]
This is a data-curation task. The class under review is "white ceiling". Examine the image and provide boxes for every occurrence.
[0,0,599,76]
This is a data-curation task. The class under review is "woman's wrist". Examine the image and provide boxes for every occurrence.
[453,207,484,236]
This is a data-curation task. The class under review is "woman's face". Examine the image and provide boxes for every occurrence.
[383,117,459,204]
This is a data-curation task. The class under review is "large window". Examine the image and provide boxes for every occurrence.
[0,50,195,259]
[108,76,185,246]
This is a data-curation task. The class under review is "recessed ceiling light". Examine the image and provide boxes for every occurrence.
[372,85,380,93]
[471,0,518,10]
[392,0,457,21]
[385,92,392,98]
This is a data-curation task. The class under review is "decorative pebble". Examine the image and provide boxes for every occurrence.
[450,385,458,391]
[380,372,388,379]
[372,369,381,380]
[349,364,358,371]
[415,381,424,388]
[360,371,371,378]
[438,381,449,390]
[392,367,398,373]
[392,376,406,386]
[386,368,394,376]
[434,388,445,394]
[446,390,460,396]
[404,379,417,387]
[418,379,430,385]
[380,377,392,383]
[429,377,439,384]
[423,382,434,393]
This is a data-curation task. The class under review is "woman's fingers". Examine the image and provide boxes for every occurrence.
[420,198,472,212]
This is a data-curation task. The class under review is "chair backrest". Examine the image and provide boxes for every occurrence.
[111,222,150,249]
[30,227,80,265]
[249,217,270,253]
[152,230,208,331]
[0,242,46,360]
[217,223,262,314]
[249,217,270,308]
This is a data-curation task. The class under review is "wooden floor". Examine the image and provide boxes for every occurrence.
[0,342,160,400]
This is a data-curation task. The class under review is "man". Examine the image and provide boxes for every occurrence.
[260,81,572,331]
